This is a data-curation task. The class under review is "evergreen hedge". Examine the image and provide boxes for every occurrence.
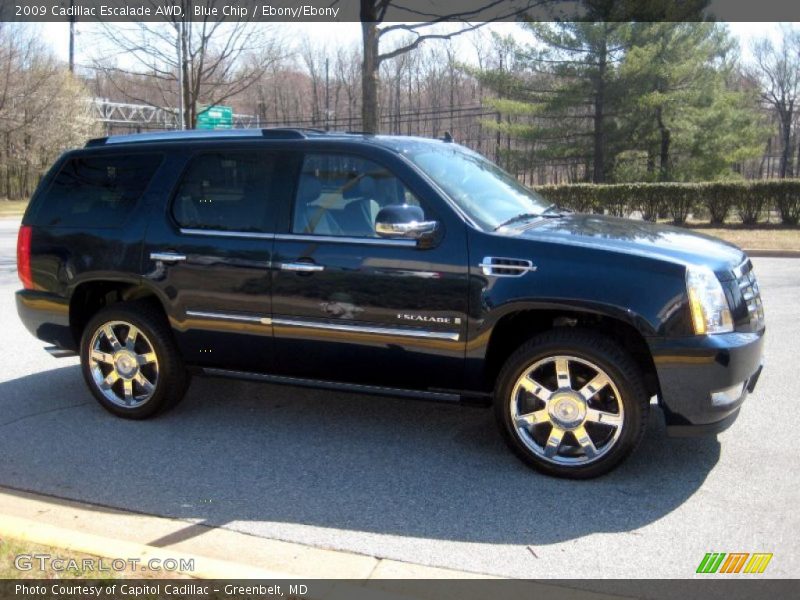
[533,180,800,226]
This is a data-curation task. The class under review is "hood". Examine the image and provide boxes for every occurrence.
[509,213,746,280]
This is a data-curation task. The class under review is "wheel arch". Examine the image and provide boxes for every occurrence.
[68,277,170,347]
[480,303,661,400]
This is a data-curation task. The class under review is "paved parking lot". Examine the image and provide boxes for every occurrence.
[0,217,797,578]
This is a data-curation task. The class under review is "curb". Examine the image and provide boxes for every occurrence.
[0,517,457,600]
[0,514,296,580]
[0,488,631,599]
[0,486,506,598]
[0,515,622,600]
[0,487,495,583]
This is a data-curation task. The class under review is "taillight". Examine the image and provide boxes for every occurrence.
[16,225,33,290]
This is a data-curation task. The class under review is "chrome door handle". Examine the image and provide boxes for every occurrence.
[280,262,324,272]
[150,252,187,263]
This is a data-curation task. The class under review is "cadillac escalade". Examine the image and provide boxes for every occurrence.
[15,129,765,478]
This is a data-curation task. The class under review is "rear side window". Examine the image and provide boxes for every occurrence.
[172,151,280,233]
[34,153,162,228]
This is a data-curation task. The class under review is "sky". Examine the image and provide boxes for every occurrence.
[35,20,784,70]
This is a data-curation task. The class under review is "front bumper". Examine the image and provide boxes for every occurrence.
[648,330,764,436]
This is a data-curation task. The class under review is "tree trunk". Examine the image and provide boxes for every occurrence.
[592,30,608,183]
[360,1,380,134]
[796,135,800,179]
[656,107,671,181]
[779,108,793,178]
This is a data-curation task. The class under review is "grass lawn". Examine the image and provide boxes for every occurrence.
[685,225,800,251]
[0,536,176,579]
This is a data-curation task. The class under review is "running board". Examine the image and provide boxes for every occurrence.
[44,346,77,358]
[202,368,462,403]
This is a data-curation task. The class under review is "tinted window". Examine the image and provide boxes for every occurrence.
[35,153,162,228]
[293,153,424,237]
[172,151,279,233]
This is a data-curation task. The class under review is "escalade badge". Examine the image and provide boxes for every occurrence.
[397,314,460,325]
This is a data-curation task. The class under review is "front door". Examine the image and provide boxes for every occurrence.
[271,151,469,391]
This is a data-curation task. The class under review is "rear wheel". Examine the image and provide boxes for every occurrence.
[80,301,189,419]
[494,329,648,479]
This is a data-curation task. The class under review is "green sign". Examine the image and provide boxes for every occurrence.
[196,105,233,130]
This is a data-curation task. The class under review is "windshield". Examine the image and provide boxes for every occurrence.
[408,145,551,231]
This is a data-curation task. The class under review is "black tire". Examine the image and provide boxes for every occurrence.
[79,300,189,419]
[494,328,648,479]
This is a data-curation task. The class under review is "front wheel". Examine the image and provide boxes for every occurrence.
[494,329,649,479]
[80,301,189,419]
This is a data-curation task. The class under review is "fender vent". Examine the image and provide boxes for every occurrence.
[479,257,536,277]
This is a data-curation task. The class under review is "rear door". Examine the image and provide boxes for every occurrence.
[143,145,296,374]
[270,149,469,391]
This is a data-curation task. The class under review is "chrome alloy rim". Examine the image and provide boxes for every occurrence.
[88,321,159,408]
[509,355,624,466]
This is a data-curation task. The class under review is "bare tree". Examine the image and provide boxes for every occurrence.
[0,24,98,199]
[333,46,362,130]
[91,1,285,129]
[300,37,331,128]
[356,0,543,133]
[750,26,800,178]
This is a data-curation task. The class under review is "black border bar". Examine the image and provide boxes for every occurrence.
[2,0,800,23]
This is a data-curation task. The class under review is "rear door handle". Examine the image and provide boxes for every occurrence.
[150,251,187,263]
[280,262,324,273]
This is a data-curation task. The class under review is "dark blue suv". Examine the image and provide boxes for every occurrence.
[15,129,765,478]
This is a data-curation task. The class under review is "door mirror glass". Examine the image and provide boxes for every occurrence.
[375,204,439,240]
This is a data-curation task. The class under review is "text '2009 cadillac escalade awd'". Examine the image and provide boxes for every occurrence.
[16,129,765,478]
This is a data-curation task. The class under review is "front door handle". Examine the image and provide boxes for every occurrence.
[280,262,324,273]
[150,251,187,263]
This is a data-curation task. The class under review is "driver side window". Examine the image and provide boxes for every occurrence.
[292,153,423,237]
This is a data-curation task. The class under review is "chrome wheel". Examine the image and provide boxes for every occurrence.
[88,320,159,408]
[509,355,624,466]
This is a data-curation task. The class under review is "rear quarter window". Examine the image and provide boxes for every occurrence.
[171,151,282,233]
[33,153,162,228]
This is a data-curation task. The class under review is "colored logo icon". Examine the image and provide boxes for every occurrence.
[697,552,773,574]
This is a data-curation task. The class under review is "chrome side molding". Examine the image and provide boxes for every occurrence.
[182,311,459,341]
[186,310,272,326]
[274,233,416,247]
[175,228,417,247]
[272,317,459,341]
[179,228,275,240]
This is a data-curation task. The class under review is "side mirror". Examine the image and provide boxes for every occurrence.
[375,204,438,241]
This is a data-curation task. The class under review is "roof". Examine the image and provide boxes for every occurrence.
[84,128,453,151]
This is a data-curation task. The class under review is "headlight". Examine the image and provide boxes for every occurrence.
[686,266,733,335]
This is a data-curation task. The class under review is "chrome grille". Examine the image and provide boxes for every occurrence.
[735,262,764,328]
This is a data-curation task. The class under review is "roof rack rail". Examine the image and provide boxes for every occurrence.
[85,127,325,147]
[272,127,328,135]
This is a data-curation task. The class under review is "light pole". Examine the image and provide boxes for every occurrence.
[177,19,185,130]
[68,0,75,74]
[325,57,330,131]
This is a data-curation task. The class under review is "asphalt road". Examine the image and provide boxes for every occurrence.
[0,217,797,579]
